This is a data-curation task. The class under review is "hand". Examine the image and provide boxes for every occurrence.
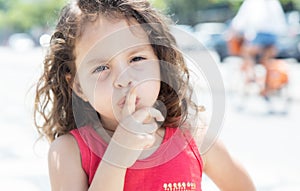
[103,88,164,168]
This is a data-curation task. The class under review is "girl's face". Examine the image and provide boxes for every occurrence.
[74,17,161,128]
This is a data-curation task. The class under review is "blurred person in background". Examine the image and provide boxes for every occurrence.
[229,0,288,98]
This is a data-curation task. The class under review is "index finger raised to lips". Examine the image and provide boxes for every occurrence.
[132,107,165,124]
[120,107,164,135]
[121,87,136,118]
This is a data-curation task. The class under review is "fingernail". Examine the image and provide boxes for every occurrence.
[130,86,136,95]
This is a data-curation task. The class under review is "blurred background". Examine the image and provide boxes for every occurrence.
[0,0,300,190]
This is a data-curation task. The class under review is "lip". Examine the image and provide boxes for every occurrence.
[117,96,140,108]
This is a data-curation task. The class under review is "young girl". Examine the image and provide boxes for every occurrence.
[34,0,255,190]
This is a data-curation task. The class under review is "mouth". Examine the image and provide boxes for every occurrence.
[117,96,140,108]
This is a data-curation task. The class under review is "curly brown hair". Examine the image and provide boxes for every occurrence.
[34,0,202,143]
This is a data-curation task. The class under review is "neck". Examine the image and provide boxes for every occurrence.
[100,115,118,132]
[102,126,115,133]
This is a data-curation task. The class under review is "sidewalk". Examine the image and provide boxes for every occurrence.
[0,47,50,190]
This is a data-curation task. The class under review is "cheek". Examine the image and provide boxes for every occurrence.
[138,62,161,80]
[136,64,161,103]
[82,78,111,109]
[138,80,161,102]
[152,80,161,92]
[93,82,112,102]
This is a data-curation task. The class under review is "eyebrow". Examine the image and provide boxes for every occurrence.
[129,44,153,55]
[83,44,153,66]
[84,57,109,66]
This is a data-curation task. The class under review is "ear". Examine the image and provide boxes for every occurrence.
[65,74,89,102]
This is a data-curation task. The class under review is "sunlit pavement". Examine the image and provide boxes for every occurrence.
[0,47,49,191]
[0,47,299,190]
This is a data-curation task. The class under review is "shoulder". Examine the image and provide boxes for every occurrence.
[200,139,227,169]
[49,126,91,157]
[188,119,234,167]
[49,133,79,156]
[48,133,82,172]
[48,134,88,190]
[48,133,82,171]
[197,137,237,172]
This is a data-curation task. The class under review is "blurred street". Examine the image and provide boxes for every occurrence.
[0,47,300,190]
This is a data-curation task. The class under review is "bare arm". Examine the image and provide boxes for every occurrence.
[48,134,128,191]
[202,139,256,191]
[89,159,127,190]
[48,134,89,191]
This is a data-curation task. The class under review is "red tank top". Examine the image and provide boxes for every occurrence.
[70,125,203,191]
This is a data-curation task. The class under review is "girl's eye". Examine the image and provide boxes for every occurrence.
[92,65,109,73]
[130,56,146,63]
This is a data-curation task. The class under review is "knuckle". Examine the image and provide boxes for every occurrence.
[144,135,155,147]
[147,123,158,133]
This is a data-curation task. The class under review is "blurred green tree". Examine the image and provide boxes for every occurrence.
[0,0,65,33]
[164,0,210,25]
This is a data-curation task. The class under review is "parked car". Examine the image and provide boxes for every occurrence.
[170,24,204,51]
[193,22,229,61]
[276,33,300,62]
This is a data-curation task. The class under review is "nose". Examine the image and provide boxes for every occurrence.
[113,64,134,88]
